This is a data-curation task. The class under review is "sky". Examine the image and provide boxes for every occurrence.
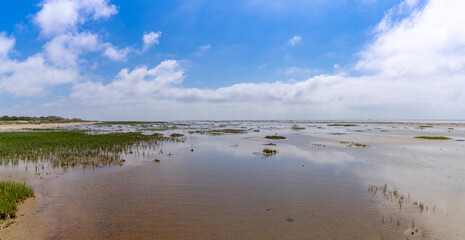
[0,0,464,120]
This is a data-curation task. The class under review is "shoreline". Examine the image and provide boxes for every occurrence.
[0,122,98,130]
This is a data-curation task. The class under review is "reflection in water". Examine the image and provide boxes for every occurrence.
[1,122,464,239]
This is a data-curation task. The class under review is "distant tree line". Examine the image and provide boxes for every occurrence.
[0,115,83,122]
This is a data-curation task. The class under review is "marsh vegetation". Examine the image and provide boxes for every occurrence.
[262,148,277,157]
[265,135,286,140]
[0,130,167,168]
[0,181,34,219]
[415,136,451,140]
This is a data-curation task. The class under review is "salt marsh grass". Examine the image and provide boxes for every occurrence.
[0,130,166,169]
[0,181,34,219]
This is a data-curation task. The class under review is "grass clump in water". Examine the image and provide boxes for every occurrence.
[0,130,166,168]
[207,129,247,134]
[262,148,277,157]
[340,141,367,147]
[418,125,433,128]
[263,143,277,146]
[170,133,184,138]
[327,124,358,127]
[415,136,450,140]
[265,135,286,140]
[0,181,34,219]
[291,125,305,130]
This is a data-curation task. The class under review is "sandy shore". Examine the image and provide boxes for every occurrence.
[0,122,98,130]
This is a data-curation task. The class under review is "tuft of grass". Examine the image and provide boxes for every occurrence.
[327,124,358,127]
[262,148,277,157]
[340,141,367,147]
[291,125,305,130]
[415,136,450,140]
[265,135,286,140]
[418,125,433,128]
[0,181,34,219]
[170,133,184,138]
[263,143,277,146]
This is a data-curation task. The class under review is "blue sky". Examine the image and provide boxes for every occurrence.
[1,0,464,120]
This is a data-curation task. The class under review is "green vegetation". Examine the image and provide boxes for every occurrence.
[291,125,305,130]
[262,148,277,157]
[415,136,451,140]
[207,129,247,134]
[340,141,367,147]
[327,124,358,127]
[0,181,34,219]
[170,133,184,137]
[0,130,167,168]
[418,125,433,128]
[263,143,277,146]
[265,135,286,140]
[189,129,247,135]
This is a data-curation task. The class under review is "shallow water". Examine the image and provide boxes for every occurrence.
[1,122,465,239]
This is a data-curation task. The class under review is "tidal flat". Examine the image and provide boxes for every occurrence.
[0,121,464,239]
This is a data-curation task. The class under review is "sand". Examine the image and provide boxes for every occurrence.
[0,122,99,130]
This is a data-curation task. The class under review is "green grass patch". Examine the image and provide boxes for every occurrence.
[0,181,34,219]
[415,136,451,140]
[170,133,184,137]
[262,148,277,157]
[328,124,358,127]
[340,141,367,147]
[0,130,167,168]
[291,125,305,130]
[263,143,277,146]
[265,135,286,140]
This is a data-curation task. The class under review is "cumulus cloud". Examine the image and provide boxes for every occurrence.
[103,44,131,61]
[44,32,100,67]
[34,0,117,36]
[0,33,15,58]
[71,60,183,104]
[0,0,124,97]
[356,0,465,77]
[288,36,301,46]
[142,31,162,50]
[0,38,77,96]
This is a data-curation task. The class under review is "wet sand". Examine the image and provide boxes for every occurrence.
[1,121,464,239]
[0,122,98,130]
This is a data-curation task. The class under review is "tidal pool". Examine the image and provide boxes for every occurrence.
[1,121,464,239]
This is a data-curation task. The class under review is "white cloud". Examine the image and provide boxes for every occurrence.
[71,60,183,104]
[288,35,301,46]
[0,34,78,97]
[0,55,77,97]
[0,33,15,58]
[103,44,131,61]
[285,66,314,76]
[142,31,162,50]
[34,0,117,36]
[44,32,100,67]
[198,44,211,51]
[356,0,465,77]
